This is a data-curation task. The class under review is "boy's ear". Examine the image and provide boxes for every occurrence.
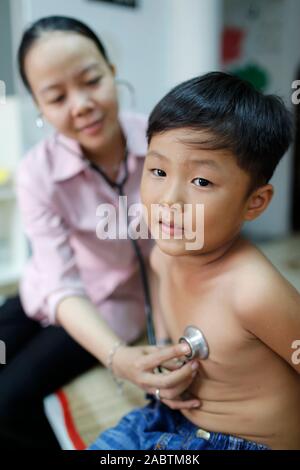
[244,184,274,221]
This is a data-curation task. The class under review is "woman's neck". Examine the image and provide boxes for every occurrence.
[82,123,126,178]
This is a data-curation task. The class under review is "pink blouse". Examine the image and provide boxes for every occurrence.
[16,112,153,343]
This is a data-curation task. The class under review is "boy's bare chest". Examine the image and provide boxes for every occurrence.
[157,265,255,371]
[159,271,225,341]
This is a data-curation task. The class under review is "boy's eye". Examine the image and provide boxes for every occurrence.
[192,177,211,187]
[150,168,166,177]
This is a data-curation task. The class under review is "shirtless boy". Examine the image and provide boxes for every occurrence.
[89,72,300,450]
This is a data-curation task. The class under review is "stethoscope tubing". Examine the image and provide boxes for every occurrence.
[90,151,156,346]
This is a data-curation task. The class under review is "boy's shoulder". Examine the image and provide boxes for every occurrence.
[232,241,300,311]
[230,240,300,325]
[230,240,300,372]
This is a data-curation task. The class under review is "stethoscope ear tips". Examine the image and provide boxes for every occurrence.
[179,325,209,360]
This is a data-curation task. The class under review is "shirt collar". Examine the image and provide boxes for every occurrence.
[52,111,147,183]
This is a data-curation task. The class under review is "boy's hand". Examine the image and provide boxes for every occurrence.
[113,343,201,410]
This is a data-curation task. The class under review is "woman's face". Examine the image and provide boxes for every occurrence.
[24,31,119,153]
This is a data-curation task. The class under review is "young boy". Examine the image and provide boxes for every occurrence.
[89,72,300,450]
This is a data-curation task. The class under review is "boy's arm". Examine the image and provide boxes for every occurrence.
[148,246,172,344]
[236,272,300,374]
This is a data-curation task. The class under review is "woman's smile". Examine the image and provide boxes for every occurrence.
[77,117,104,136]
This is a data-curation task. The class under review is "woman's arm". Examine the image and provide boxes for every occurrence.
[57,295,201,410]
[57,295,123,367]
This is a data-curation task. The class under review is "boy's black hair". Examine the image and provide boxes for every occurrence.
[18,16,110,93]
[147,72,293,190]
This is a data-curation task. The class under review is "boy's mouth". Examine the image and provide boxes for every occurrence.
[159,219,184,237]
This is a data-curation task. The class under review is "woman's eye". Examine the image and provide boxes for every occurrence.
[50,95,65,104]
[192,177,211,187]
[151,168,166,177]
[86,76,102,86]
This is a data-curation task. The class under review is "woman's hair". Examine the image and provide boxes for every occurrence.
[147,72,293,190]
[18,15,110,92]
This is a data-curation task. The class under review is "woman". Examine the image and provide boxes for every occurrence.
[0,16,200,449]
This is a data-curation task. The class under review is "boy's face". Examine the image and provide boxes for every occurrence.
[140,128,252,256]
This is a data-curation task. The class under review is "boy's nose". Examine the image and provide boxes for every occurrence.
[158,202,184,213]
[159,182,185,208]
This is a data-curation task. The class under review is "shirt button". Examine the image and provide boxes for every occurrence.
[196,428,211,440]
[50,215,61,227]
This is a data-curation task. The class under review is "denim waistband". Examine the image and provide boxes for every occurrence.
[173,409,270,450]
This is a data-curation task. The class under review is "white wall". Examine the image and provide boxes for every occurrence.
[165,0,222,88]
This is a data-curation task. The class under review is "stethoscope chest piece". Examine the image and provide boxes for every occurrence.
[179,325,209,360]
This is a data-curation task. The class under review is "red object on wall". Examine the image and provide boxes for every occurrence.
[222,27,245,65]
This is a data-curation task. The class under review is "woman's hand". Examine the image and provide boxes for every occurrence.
[112,343,201,410]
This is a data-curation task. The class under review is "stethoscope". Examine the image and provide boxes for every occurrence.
[90,148,156,346]
[90,149,209,361]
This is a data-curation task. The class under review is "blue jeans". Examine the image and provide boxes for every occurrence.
[88,396,270,450]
